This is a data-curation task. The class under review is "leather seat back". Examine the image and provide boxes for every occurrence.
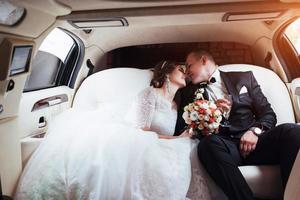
[73,68,152,112]
[73,64,295,125]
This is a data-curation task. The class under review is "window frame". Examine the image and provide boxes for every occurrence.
[23,27,84,92]
[274,17,300,82]
[58,28,85,88]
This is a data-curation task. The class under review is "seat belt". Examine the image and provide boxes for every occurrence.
[86,59,95,77]
[264,52,272,69]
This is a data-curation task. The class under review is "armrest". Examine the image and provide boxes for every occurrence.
[284,150,300,200]
[20,133,45,167]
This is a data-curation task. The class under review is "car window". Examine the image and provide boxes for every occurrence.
[24,28,76,92]
[284,18,300,55]
[39,28,74,62]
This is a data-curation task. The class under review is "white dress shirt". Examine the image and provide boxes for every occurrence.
[206,68,232,119]
[206,68,229,101]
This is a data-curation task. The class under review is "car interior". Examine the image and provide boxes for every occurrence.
[1,0,300,199]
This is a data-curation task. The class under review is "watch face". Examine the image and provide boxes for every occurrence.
[254,127,262,135]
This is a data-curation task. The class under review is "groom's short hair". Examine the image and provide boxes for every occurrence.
[188,49,215,64]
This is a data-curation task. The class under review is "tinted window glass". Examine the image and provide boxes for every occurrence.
[24,51,62,90]
[24,28,75,92]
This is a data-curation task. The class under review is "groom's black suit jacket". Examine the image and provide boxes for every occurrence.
[174,71,277,138]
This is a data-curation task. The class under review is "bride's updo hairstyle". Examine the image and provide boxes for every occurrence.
[150,60,179,88]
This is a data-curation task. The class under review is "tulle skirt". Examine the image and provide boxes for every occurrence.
[15,109,201,200]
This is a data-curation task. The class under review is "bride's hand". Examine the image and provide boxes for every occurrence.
[178,130,192,138]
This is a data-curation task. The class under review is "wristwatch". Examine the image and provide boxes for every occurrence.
[249,127,262,136]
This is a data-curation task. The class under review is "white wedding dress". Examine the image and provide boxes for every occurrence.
[15,86,224,200]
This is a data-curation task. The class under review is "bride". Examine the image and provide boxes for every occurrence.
[15,61,220,200]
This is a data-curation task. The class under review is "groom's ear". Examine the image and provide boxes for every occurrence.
[201,56,208,65]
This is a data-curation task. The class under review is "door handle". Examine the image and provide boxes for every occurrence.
[38,121,47,128]
[32,94,68,112]
[38,116,47,128]
[48,98,62,106]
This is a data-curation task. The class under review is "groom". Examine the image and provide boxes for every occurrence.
[174,49,300,200]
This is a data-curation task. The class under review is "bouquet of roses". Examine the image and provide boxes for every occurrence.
[182,88,223,137]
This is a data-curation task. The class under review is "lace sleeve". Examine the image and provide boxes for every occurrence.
[125,87,156,129]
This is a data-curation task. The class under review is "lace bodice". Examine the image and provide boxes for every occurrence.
[126,86,177,136]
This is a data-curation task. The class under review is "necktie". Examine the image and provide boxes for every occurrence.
[198,83,208,100]
[198,77,216,100]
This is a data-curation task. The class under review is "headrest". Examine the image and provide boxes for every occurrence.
[73,68,153,110]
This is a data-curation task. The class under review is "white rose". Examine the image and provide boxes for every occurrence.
[204,115,210,121]
[213,122,219,129]
[202,103,209,109]
[206,109,212,115]
[184,106,189,112]
[190,111,199,121]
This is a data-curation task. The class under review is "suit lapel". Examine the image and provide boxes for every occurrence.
[220,71,238,96]
[220,71,248,96]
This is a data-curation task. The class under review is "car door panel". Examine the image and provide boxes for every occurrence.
[18,86,74,166]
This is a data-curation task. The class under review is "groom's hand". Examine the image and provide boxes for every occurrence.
[216,98,231,113]
[240,130,258,158]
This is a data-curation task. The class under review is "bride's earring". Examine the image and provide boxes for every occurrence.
[166,75,170,94]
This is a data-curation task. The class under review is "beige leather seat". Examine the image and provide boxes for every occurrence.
[73,64,296,199]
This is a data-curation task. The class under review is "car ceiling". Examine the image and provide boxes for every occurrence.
[1,0,300,52]
[56,0,272,11]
